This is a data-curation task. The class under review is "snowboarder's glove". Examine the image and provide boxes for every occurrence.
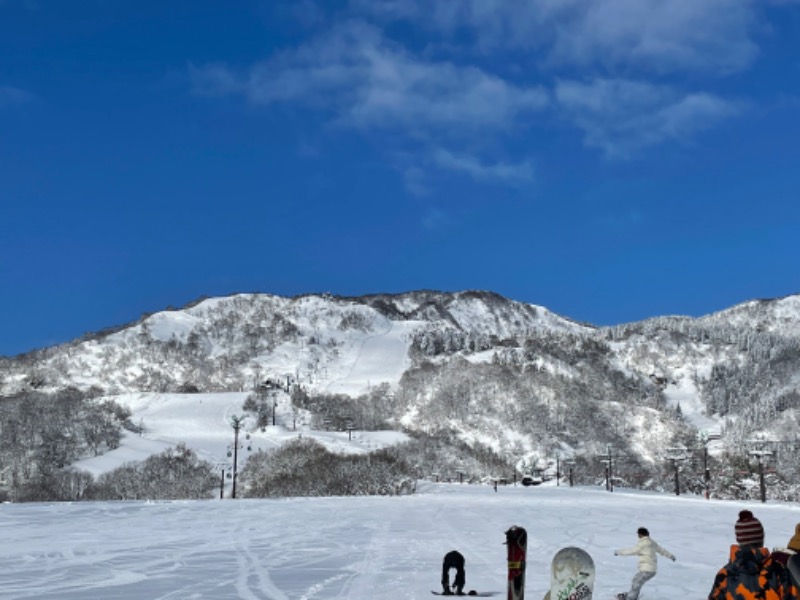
[614,551,618,556]
[671,556,676,562]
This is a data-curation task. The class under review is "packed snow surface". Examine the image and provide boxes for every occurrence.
[3,483,799,599]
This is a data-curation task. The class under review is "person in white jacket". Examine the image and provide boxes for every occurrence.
[614,527,676,600]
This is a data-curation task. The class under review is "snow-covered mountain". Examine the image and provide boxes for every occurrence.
[2,289,799,495]
[0,290,590,396]
[700,294,800,336]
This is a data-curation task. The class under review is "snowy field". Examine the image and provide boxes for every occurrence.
[3,483,800,599]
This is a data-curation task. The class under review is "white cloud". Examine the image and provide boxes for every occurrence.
[289,0,327,28]
[555,78,743,157]
[191,19,547,189]
[349,0,760,75]
[348,0,420,20]
[0,0,40,10]
[431,148,534,184]
[421,206,450,230]
[0,86,33,108]
[192,20,548,135]
[403,166,430,197]
[547,0,758,74]
[188,63,243,97]
[191,1,764,179]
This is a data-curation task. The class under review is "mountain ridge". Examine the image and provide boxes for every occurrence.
[2,288,799,499]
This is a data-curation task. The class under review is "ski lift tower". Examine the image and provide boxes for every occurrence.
[215,461,232,500]
[749,448,773,503]
[565,459,576,487]
[697,430,711,499]
[665,446,689,496]
[228,415,252,499]
[598,445,616,492]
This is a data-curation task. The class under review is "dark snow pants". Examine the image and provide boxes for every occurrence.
[442,551,466,592]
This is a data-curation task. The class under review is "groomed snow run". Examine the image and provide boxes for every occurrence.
[2,482,799,599]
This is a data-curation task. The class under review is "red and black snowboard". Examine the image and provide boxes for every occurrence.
[506,526,527,600]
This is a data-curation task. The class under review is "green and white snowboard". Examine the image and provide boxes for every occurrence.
[542,547,594,600]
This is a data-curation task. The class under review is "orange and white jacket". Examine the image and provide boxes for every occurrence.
[708,545,797,600]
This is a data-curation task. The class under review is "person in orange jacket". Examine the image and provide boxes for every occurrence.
[771,523,800,596]
[708,510,796,600]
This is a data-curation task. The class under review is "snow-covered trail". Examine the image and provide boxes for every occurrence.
[663,376,720,436]
[323,320,416,396]
[75,392,411,487]
[3,483,799,599]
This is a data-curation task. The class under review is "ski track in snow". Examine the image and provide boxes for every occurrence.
[232,523,286,600]
[3,483,800,599]
[323,319,410,396]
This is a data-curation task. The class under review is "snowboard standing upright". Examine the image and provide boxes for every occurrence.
[506,526,527,600]
[542,547,594,600]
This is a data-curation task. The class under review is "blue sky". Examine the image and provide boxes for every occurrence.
[2,0,800,356]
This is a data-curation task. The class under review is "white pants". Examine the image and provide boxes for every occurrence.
[626,570,655,600]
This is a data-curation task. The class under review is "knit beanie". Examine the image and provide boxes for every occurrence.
[735,510,764,547]
[788,523,800,552]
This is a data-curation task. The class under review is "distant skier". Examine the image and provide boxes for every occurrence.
[441,550,466,596]
[614,526,675,600]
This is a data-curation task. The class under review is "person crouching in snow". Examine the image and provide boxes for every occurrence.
[708,510,794,600]
[441,550,466,596]
[614,526,675,600]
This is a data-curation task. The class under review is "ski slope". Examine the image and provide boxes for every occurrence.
[2,483,799,599]
[73,316,418,480]
[322,320,415,396]
[75,391,409,485]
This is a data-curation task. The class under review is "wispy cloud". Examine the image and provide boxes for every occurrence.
[540,0,757,75]
[555,78,743,158]
[338,0,757,160]
[191,20,548,135]
[421,206,450,230]
[0,85,34,108]
[191,19,547,189]
[192,0,763,179]
[0,0,41,10]
[431,148,534,184]
[403,166,430,197]
[189,63,243,97]
[349,0,759,75]
[348,0,420,20]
